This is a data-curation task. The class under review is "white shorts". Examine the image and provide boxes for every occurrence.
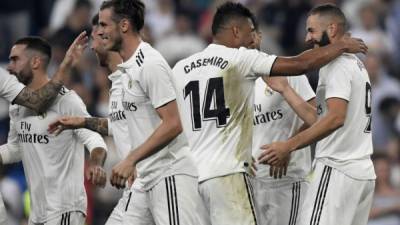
[0,193,7,225]
[199,173,258,225]
[123,174,210,225]
[299,162,375,225]
[105,188,132,225]
[253,178,308,225]
[28,211,85,225]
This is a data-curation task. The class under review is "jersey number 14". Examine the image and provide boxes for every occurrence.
[184,77,231,131]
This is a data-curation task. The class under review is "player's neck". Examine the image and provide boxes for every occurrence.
[328,35,341,45]
[119,34,142,62]
[28,71,50,90]
[107,53,122,73]
[213,34,238,48]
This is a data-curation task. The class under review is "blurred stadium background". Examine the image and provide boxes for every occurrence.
[0,0,399,224]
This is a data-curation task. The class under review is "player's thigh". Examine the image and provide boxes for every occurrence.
[122,189,155,225]
[199,173,258,225]
[255,179,307,225]
[299,163,360,225]
[150,175,211,225]
[106,189,132,225]
[45,211,85,225]
[351,180,375,225]
[0,193,7,225]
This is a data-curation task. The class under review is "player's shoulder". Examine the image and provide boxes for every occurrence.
[141,42,168,65]
[172,48,206,74]
[57,88,84,106]
[327,53,363,71]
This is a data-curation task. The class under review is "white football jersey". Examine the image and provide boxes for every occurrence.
[316,53,375,180]
[253,76,315,180]
[118,42,197,190]
[7,87,107,223]
[172,44,277,182]
[0,67,24,102]
[108,70,132,159]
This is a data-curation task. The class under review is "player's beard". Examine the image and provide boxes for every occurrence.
[12,67,34,86]
[109,34,123,52]
[316,30,331,47]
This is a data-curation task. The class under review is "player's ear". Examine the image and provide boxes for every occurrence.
[232,26,240,39]
[327,23,338,38]
[30,56,41,70]
[120,18,129,33]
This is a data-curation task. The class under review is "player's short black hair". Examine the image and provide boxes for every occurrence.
[14,36,52,66]
[309,4,348,31]
[92,13,99,26]
[250,14,259,32]
[100,0,145,33]
[211,2,255,36]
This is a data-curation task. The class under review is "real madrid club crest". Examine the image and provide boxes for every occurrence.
[264,85,274,96]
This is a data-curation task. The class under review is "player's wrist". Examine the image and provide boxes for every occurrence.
[334,41,347,54]
[287,137,299,152]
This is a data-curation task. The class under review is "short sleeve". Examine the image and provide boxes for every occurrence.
[289,75,316,102]
[237,48,278,79]
[58,91,90,117]
[324,63,352,101]
[0,68,25,103]
[140,61,176,108]
[0,116,22,164]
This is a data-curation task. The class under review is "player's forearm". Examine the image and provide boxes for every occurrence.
[89,148,107,167]
[84,118,109,136]
[287,113,343,151]
[271,43,346,76]
[125,118,182,166]
[281,87,317,126]
[0,144,22,165]
[13,81,63,114]
[295,43,347,73]
[13,62,75,114]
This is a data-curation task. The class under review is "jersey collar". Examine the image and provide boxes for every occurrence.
[118,41,147,69]
[108,70,123,82]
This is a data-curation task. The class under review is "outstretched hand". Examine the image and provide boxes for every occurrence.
[339,34,368,55]
[258,141,292,166]
[48,116,85,135]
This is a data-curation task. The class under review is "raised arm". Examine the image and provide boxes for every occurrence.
[13,32,89,113]
[269,35,367,76]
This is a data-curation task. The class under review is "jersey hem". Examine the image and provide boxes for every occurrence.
[30,208,86,224]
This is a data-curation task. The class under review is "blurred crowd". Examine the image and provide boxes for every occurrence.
[0,0,399,224]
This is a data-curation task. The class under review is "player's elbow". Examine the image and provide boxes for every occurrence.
[329,113,346,130]
[288,56,312,74]
[167,117,183,137]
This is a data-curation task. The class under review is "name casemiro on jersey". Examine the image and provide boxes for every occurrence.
[184,56,229,74]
